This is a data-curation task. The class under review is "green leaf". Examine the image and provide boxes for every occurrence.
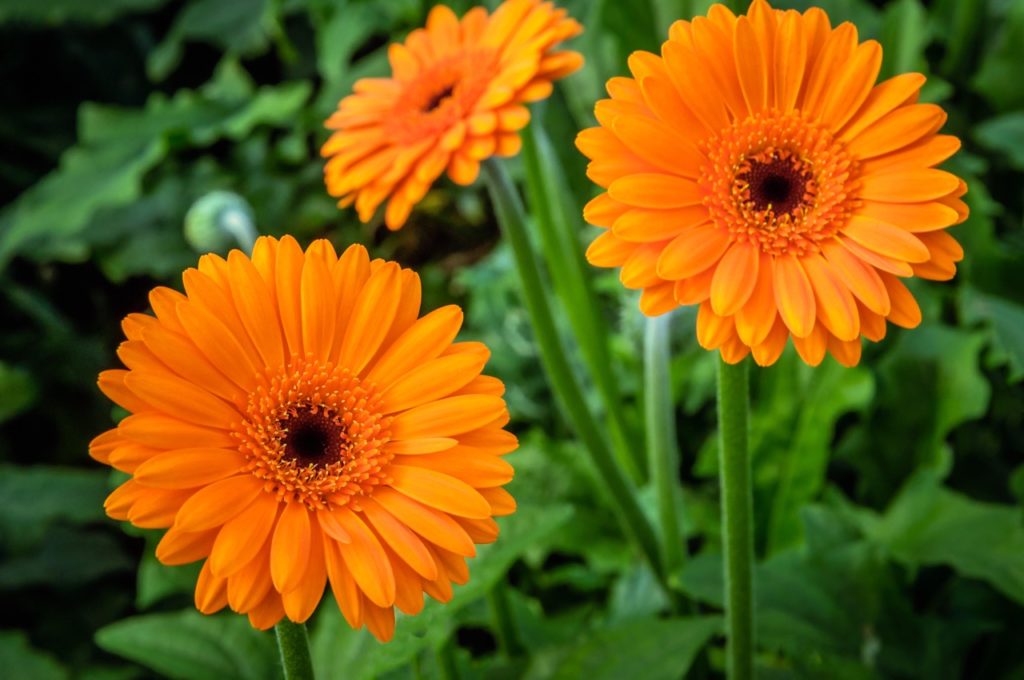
[879,0,930,79]
[95,610,279,680]
[0,139,165,267]
[974,113,1024,170]
[314,3,381,84]
[0,60,310,266]
[0,361,36,423]
[0,0,165,24]
[867,471,1024,604]
[147,0,271,81]
[0,631,67,680]
[972,0,1024,111]
[0,527,132,588]
[0,464,109,549]
[764,360,874,553]
[607,562,670,623]
[526,616,721,680]
[961,287,1024,382]
[136,551,202,610]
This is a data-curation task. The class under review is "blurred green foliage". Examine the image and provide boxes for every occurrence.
[1,0,1023,678]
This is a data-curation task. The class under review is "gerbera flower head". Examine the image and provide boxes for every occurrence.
[322,0,582,230]
[91,236,517,642]
[577,0,967,368]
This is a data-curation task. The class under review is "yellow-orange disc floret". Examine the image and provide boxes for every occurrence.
[322,0,582,230]
[577,0,967,368]
[91,236,517,642]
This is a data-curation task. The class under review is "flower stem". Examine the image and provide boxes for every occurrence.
[521,120,643,483]
[644,312,684,575]
[487,583,522,657]
[716,358,755,680]
[482,158,664,582]
[274,621,315,680]
[435,637,460,680]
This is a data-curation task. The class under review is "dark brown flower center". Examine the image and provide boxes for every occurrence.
[281,407,346,468]
[741,155,810,215]
[423,84,455,112]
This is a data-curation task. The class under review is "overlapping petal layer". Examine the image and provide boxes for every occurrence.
[93,236,517,641]
[577,0,966,367]
[323,0,582,230]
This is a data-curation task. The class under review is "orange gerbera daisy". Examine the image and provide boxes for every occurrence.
[577,0,967,368]
[91,236,516,642]
[322,0,582,230]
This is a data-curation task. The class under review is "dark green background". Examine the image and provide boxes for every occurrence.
[1,0,1022,678]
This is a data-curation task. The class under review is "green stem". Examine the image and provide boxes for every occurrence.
[482,158,664,583]
[487,583,523,657]
[716,358,754,680]
[521,120,643,483]
[435,637,459,680]
[274,621,315,680]
[644,312,684,576]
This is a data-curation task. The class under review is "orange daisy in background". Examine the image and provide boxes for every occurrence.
[322,0,582,230]
[577,0,967,368]
[91,236,517,642]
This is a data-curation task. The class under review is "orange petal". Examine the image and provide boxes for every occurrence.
[372,488,476,556]
[801,254,860,342]
[710,241,759,316]
[226,541,273,613]
[380,353,488,414]
[837,235,914,277]
[735,251,777,346]
[839,72,925,141]
[673,266,716,306]
[772,253,816,337]
[388,465,491,519]
[820,239,890,315]
[657,226,730,280]
[275,235,306,358]
[123,372,239,429]
[384,438,458,455]
[281,517,327,623]
[365,306,462,389]
[613,206,709,243]
[479,486,516,517]
[880,273,922,328]
[696,301,734,350]
[360,497,438,580]
[331,508,396,608]
[751,317,789,367]
[611,115,703,178]
[337,263,403,375]
[400,450,514,487]
[608,174,703,209]
[209,492,279,577]
[195,560,228,614]
[118,413,234,449]
[134,448,246,489]
[271,501,312,594]
[300,243,337,364]
[390,395,506,439]
[846,103,945,159]
[226,250,285,370]
[827,335,863,367]
[859,169,961,202]
[323,535,362,629]
[156,525,217,566]
[858,201,959,233]
[842,215,929,263]
[173,475,264,532]
[792,323,828,367]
